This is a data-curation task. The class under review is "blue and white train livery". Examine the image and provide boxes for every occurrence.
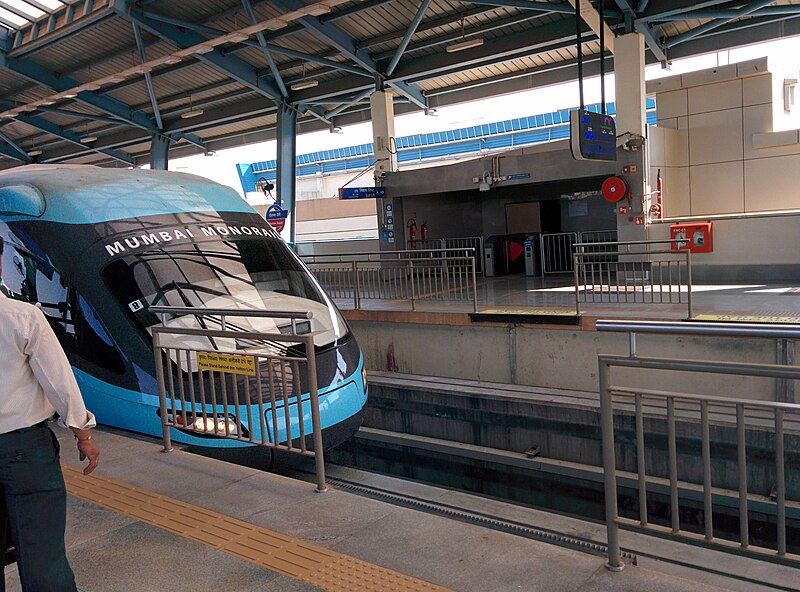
[0,165,367,448]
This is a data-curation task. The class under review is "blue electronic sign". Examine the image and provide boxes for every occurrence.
[569,110,617,162]
[338,186,387,200]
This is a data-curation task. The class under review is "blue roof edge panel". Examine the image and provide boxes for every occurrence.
[238,101,658,189]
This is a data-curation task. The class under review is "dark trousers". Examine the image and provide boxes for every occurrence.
[0,424,77,592]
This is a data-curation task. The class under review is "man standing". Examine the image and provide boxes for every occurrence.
[0,235,100,592]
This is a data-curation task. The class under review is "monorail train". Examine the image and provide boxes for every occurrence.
[0,165,367,449]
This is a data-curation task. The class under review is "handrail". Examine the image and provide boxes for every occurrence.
[596,322,800,571]
[302,248,475,259]
[575,239,686,249]
[149,305,313,320]
[597,320,800,339]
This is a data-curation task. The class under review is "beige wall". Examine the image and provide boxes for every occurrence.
[648,57,800,218]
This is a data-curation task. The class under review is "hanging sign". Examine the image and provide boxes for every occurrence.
[570,110,617,161]
[265,204,288,232]
[338,186,387,200]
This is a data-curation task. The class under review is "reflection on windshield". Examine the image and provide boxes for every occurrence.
[102,238,347,348]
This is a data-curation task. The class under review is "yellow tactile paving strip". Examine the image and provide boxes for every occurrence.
[62,464,452,592]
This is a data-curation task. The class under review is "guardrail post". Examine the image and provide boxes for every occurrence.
[686,250,693,318]
[573,252,581,316]
[153,331,173,453]
[306,334,327,493]
[471,256,478,313]
[409,260,416,311]
[352,260,361,310]
[598,358,623,572]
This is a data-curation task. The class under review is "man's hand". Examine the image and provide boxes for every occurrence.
[70,428,100,475]
[76,437,99,475]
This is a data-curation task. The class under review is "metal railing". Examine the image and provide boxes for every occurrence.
[574,239,693,317]
[411,237,485,274]
[302,248,478,312]
[151,305,327,491]
[596,320,800,570]
[541,232,577,274]
[540,230,617,275]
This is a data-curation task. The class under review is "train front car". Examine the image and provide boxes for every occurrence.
[0,165,367,449]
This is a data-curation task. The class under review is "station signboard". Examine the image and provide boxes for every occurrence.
[265,204,288,232]
[338,186,387,200]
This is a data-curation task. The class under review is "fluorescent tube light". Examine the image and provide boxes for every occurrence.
[445,37,484,53]
[181,108,205,119]
[162,55,182,65]
[27,149,42,157]
[79,135,98,143]
[290,79,319,91]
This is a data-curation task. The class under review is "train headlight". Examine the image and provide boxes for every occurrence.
[192,416,238,435]
[361,367,368,392]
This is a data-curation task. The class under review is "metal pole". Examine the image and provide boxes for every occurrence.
[573,253,581,316]
[153,332,173,452]
[775,408,786,556]
[629,333,637,357]
[635,393,647,527]
[737,404,749,549]
[471,255,478,313]
[598,360,624,571]
[701,400,713,541]
[352,261,361,310]
[409,260,416,311]
[686,251,693,319]
[306,335,327,493]
[667,398,679,533]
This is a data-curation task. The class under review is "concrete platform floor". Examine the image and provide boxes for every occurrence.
[3,426,787,592]
[343,274,800,319]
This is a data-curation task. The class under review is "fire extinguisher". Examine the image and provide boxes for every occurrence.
[407,219,417,249]
[420,222,428,242]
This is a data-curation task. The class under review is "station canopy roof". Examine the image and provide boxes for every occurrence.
[0,0,797,168]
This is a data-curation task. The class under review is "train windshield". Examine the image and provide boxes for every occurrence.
[102,237,348,349]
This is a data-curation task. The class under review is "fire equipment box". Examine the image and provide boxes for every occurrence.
[670,222,713,253]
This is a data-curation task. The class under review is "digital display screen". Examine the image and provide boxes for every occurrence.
[570,110,617,162]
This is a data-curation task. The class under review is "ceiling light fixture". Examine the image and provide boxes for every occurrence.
[446,37,483,53]
[446,16,483,53]
[193,44,215,55]
[181,95,204,119]
[162,55,182,65]
[27,149,42,157]
[39,99,56,106]
[227,32,249,43]
[290,79,319,91]
[80,135,98,143]
[62,91,78,99]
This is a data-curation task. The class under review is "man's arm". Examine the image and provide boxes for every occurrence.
[24,307,100,475]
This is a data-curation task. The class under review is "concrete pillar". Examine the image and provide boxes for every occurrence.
[150,133,171,170]
[276,101,297,244]
[370,90,397,182]
[614,33,647,139]
[613,33,648,241]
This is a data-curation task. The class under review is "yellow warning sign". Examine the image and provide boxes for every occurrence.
[480,308,576,316]
[694,314,800,325]
[197,352,256,376]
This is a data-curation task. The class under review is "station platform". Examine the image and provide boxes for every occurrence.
[5,425,794,592]
[348,274,800,322]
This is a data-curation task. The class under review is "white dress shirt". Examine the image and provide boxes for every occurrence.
[0,292,96,434]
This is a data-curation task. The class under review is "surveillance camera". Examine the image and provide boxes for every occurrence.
[375,171,388,179]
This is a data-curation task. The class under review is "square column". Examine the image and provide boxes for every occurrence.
[614,33,648,241]
[277,101,297,244]
[370,90,397,181]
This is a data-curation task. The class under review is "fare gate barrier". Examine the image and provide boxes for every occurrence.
[540,230,618,275]
[303,249,478,312]
[596,320,800,571]
[151,306,327,492]
[573,239,693,318]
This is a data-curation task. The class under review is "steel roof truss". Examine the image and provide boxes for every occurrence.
[326,88,372,118]
[386,0,432,77]
[14,112,135,165]
[20,0,55,15]
[454,0,575,14]
[132,21,163,129]
[241,0,288,97]
[665,0,779,48]
[0,128,32,162]
[0,2,36,23]
[269,0,428,108]
[118,4,284,104]
[614,0,667,62]
[651,6,800,21]
[1,53,156,131]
